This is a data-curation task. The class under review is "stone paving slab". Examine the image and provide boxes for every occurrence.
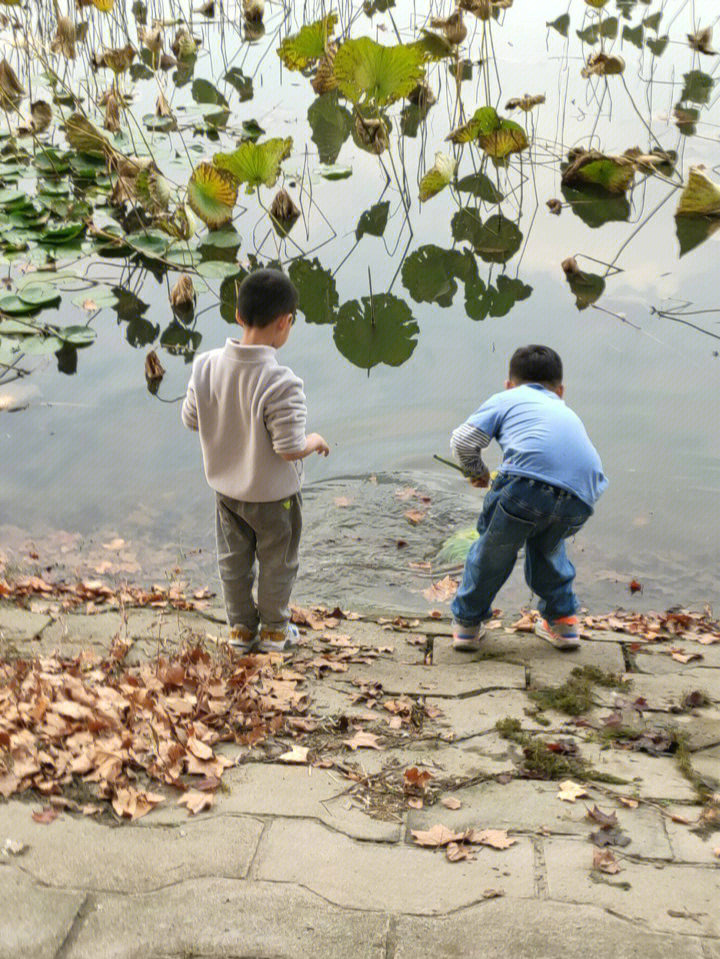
[63,878,388,959]
[141,763,401,842]
[0,802,262,893]
[0,605,51,646]
[0,866,85,959]
[692,745,720,786]
[582,743,699,800]
[672,716,720,752]
[407,779,673,859]
[39,611,124,656]
[254,818,535,914]
[635,645,720,673]
[393,899,708,959]
[432,633,626,686]
[427,689,556,740]
[338,658,526,697]
[544,837,720,936]
[664,814,720,864]
[594,671,720,711]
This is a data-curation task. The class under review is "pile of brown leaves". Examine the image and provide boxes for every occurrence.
[582,608,720,644]
[0,643,308,819]
[411,823,517,861]
[0,575,214,614]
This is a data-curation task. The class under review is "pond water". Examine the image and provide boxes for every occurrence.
[1,0,719,614]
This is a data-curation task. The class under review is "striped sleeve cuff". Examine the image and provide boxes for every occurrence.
[450,423,491,475]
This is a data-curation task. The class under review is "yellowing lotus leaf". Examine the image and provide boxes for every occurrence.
[187,162,238,228]
[582,52,625,77]
[479,120,528,158]
[561,149,635,194]
[277,13,338,70]
[213,137,292,192]
[446,106,501,144]
[333,37,425,106]
[584,0,608,7]
[65,112,111,156]
[676,166,720,217]
[419,151,456,202]
[91,0,115,10]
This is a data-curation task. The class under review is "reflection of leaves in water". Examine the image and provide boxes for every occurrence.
[622,24,644,48]
[643,12,662,32]
[547,14,570,37]
[401,245,476,307]
[356,201,390,240]
[464,274,532,321]
[125,318,159,348]
[451,209,523,264]
[646,35,669,57]
[577,17,617,45]
[681,71,715,106]
[191,78,229,108]
[564,270,605,310]
[455,171,503,204]
[675,216,720,258]
[161,320,201,359]
[113,286,149,324]
[288,258,338,324]
[333,294,418,369]
[308,93,353,165]
[223,67,253,101]
[560,184,631,229]
[56,343,77,376]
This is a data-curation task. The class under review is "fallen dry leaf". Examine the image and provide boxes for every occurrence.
[713,848,720,859]
[343,731,384,751]
[404,766,433,791]
[102,538,125,550]
[423,576,458,603]
[407,797,424,810]
[31,807,59,824]
[593,848,621,874]
[467,828,517,850]
[586,805,618,830]
[482,888,505,899]
[177,790,215,816]
[669,648,703,665]
[441,796,462,810]
[557,780,588,803]
[411,824,465,847]
[619,797,639,809]
[446,841,474,862]
[278,745,309,764]
[404,509,427,526]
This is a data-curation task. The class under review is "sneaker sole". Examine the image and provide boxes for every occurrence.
[534,624,579,650]
[453,628,487,651]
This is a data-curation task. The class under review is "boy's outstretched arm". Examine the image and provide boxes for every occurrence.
[450,422,491,484]
[265,373,329,460]
[181,380,199,431]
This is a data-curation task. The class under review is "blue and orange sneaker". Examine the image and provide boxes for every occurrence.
[452,621,487,651]
[534,615,580,650]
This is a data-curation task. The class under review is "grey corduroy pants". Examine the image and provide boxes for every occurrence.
[214,491,302,632]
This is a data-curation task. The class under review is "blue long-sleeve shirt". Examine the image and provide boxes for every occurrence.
[450,383,608,507]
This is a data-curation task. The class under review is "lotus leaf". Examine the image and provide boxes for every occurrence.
[214,137,292,192]
[356,201,390,240]
[687,26,715,55]
[0,294,42,315]
[413,29,455,61]
[37,222,86,244]
[65,113,111,156]
[562,150,635,194]
[436,526,479,565]
[452,209,523,264]
[277,14,338,70]
[191,78,229,107]
[333,293,419,369]
[561,257,605,310]
[455,173,503,203]
[289,258,338,325]
[401,246,476,307]
[187,162,238,228]
[57,325,96,346]
[581,52,625,77]
[576,17,617,44]
[419,151,456,202]
[91,0,115,10]
[447,106,528,157]
[308,93,353,165]
[333,37,424,106]
[464,273,532,320]
[675,216,720,257]
[676,167,720,217]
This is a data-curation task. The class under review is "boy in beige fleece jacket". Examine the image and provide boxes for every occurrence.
[181,269,329,653]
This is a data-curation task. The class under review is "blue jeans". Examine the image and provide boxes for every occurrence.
[451,473,593,627]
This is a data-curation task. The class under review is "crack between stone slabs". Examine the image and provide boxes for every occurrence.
[384,915,399,959]
[532,837,549,899]
[53,891,93,959]
[333,685,526,701]
[543,898,718,940]
[244,819,267,880]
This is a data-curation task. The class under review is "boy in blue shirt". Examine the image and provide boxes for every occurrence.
[450,345,607,651]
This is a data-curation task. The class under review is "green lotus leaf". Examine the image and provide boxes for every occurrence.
[17,284,62,308]
[277,13,338,70]
[214,137,292,192]
[676,166,720,217]
[333,37,424,106]
[288,257,339,325]
[436,526,478,566]
[401,245,476,308]
[455,172,503,203]
[195,260,242,279]
[419,151,456,202]
[187,162,238,228]
[564,269,605,310]
[446,106,500,144]
[356,201,390,240]
[308,93,353,165]
[412,29,455,61]
[675,215,720,257]
[9,333,64,355]
[57,325,96,346]
[37,222,86,244]
[65,113,111,157]
[126,230,171,258]
[0,294,42,315]
[561,150,636,194]
[479,119,528,158]
[452,209,523,264]
[333,293,419,369]
[464,273,533,321]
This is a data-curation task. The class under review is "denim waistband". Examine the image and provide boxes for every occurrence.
[498,474,576,500]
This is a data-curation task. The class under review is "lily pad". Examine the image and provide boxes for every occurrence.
[333,37,425,106]
[37,222,86,244]
[317,163,352,180]
[187,163,238,229]
[402,245,476,307]
[288,257,338,325]
[455,172,503,203]
[562,150,635,194]
[214,137,292,192]
[191,78,229,107]
[57,325,96,346]
[308,93,353,165]
[356,201,390,240]
[195,260,242,279]
[17,284,62,308]
[277,14,338,70]
[447,107,528,158]
[0,294,42,315]
[333,293,419,369]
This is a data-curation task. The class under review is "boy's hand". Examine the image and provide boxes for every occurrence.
[308,433,330,457]
[469,466,490,488]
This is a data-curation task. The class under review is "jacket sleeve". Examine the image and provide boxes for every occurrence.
[181,366,199,431]
[264,371,307,454]
[450,422,491,477]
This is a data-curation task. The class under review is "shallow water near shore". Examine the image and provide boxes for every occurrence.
[0,0,719,613]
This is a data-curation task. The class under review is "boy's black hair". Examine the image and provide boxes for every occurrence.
[509,345,563,386]
[235,268,298,328]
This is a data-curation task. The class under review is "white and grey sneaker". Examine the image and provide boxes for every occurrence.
[452,621,487,651]
[258,622,299,653]
[228,625,259,653]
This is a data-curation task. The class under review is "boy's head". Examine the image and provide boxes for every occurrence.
[506,345,563,396]
[235,268,298,336]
